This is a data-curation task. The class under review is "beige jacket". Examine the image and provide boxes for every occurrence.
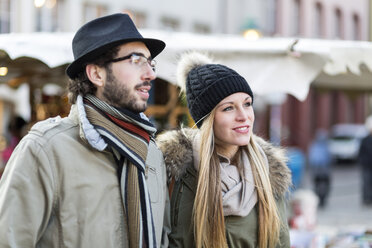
[0,105,170,248]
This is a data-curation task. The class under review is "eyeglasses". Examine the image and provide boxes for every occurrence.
[105,53,156,71]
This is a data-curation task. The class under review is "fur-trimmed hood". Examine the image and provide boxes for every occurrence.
[156,128,292,198]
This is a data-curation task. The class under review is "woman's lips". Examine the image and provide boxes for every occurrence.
[233,125,250,134]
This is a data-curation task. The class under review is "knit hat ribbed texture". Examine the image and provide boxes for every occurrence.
[177,52,253,128]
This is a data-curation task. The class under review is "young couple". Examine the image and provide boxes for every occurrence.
[0,13,291,248]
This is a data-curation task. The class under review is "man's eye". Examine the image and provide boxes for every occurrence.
[131,55,141,64]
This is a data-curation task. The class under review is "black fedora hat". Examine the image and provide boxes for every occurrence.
[66,13,166,79]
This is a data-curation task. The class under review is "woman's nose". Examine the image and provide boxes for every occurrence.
[235,107,248,121]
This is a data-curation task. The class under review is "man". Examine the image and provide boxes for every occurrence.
[359,115,372,205]
[308,129,331,207]
[0,13,169,248]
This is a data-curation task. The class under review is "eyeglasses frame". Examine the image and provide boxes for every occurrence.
[104,53,156,71]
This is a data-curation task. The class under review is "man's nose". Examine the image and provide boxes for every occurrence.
[142,63,156,81]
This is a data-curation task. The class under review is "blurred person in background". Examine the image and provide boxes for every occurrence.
[157,52,291,248]
[358,115,372,205]
[0,116,28,179]
[1,116,27,164]
[0,13,169,248]
[308,129,332,208]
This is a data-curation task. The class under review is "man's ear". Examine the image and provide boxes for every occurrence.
[85,64,105,87]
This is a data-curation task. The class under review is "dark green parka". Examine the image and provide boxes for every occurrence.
[157,128,292,248]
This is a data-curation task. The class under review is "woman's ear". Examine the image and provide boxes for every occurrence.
[85,64,105,87]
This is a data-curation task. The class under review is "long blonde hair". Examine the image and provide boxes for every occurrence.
[193,109,281,248]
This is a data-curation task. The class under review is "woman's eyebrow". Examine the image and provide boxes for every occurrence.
[217,97,251,107]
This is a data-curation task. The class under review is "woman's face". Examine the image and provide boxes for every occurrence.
[213,92,254,156]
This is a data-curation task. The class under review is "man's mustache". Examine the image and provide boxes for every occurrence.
[136,81,152,88]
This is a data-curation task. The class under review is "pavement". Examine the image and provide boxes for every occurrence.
[291,162,372,247]
[302,162,372,230]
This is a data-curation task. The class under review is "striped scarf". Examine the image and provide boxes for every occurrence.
[83,95,157,248]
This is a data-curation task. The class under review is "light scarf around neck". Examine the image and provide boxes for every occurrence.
[83,95,157,248]
[193,134,268,217]
[220,150,257,216]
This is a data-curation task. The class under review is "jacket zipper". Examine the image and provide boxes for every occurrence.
[172,182,183,227]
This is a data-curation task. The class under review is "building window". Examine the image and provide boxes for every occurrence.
[160,16,179,31]
[193,23,211,34]
[334,8,344,39]
[314,2,324,38]
[0,0,11,33]
[292,0,301,36]
[266,0,278,35]
[352,13,361,40]
[83,3,107,23]
[35,0,64,32]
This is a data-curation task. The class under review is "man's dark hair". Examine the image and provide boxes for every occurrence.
[67,46,120,104]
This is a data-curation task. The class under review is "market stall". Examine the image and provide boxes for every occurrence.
[0,31,372,124]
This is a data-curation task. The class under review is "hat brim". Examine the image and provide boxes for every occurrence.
[66,38,165,79]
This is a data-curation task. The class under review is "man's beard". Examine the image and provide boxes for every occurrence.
[102,71,149,113]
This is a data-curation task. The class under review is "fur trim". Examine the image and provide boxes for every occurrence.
[156,128,292,198]
[156,128,196,184]
[176,52,213,93]
[254,135,292,197]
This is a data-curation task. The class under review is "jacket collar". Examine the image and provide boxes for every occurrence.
[156,128,292,198]
[68,97,107,151]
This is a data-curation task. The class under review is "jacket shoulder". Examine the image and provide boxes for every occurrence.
[28,116,77,140]
[156,128,195,183]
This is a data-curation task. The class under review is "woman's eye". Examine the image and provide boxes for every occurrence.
[222,106,233,111]
[244,102,252,107]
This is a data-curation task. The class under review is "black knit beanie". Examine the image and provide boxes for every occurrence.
[177,52,253,128]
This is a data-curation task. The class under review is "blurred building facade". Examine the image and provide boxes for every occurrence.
[0,0,371,152]
[275,0,370,151]
[0,0,279,35]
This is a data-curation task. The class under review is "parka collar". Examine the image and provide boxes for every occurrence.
[156,128,292,198]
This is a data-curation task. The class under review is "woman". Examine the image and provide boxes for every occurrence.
[157,52,291,248]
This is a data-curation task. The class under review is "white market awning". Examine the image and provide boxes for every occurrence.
[149,31,372,101]
[0,31,372,102]
[0,32,73,88]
